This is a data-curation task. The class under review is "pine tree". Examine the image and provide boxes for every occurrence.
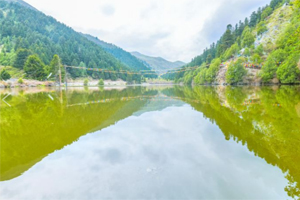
[24,55,46,80]
[13,49,31,69]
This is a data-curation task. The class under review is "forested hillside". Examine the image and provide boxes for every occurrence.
[0,0,143,82]
[170,0,300,85]
[131,51,185,75]
[83,34,150,72]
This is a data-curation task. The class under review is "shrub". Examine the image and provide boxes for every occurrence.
[226,59,247,84]
[277,55,300,84]
[0,69,11,81]
[18,78,24,84]
[84,79,89,86]
[251,53,263,65]
[98,79,104,86]
[260,49,288,82]
[205,58,221,83]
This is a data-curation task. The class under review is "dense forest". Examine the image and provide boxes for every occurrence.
[83,35,154,73]
[0,0,147,82]
[165,0,300,85]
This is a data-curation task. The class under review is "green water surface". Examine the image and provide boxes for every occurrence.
[0,86,299,199]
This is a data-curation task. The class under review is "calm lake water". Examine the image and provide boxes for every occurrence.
[0,86,300,200]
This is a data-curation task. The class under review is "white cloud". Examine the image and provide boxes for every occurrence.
[24,0,270,62]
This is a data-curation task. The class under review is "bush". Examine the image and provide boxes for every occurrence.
[277,55,300,84]
[257,22,268,36]
[84,79,89,86]
[251,53,263,65]
[260,49,288,82]
[0,69,11,81]
[18,78,24,84]
[226,59,247,84]
[98,79,104,86]
[205,58,221,83]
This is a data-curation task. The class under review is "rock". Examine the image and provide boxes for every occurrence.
[270,78,279,84]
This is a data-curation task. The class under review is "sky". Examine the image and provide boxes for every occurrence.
[24,0,270,62]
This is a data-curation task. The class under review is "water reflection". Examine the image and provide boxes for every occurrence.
[0,86,300,199]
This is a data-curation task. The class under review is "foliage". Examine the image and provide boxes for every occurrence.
[224,43,240,60]
[18,77,24,84]
[0,69,11,80]
[243,48,251,57]
[242,27,255,48]
[24,55,46,80]
[13,49,31,69]
[46,54,65,81]
[251,53,263,65]
[260,49,287,82]
[257,22,268,36]
[83,79,89,86]
[206,58,222,83]
[84,35,151,72]
[0,1,142,82]
[277,55,300,83]
[226,59,247,84]
[98,79,104,86]
[255,44,264,56]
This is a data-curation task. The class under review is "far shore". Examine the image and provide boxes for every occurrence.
[0,78,176,89]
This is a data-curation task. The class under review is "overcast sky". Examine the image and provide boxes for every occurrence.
[24,0,270,62]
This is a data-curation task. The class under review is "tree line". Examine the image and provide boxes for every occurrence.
[165,0,300,85]
[0,1,144,83]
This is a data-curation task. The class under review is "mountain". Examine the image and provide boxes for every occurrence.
[83,34,151,72]
[131,51,185,74]
[0,0,142,81]
[1,0,37,11]
[173,0,300,85]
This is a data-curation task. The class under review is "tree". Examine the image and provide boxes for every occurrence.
[224,43,239,60]
[24,55,46,80]
[242,27,255,48]
[251,53,262,65]
[261,7,273,20]
[222,25,234,50]
[226,59,247,84]
[13,49,31,69]
[243,48,251,57]
[277,55,300,84]
[255,44,264,56]
[260,49,287,82]
[249,12,258,27]
[0,69,11,80]
[257,22,268,36]
[126,74,133,84]
[48,55,65,81]
[294,0,300,8]
[206,58,221,83]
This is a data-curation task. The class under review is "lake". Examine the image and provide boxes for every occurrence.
[0,86,300,200]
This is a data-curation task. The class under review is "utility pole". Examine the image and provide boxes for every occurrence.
[59,68,62,87]
[64,65,67,89]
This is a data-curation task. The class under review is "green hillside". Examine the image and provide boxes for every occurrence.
[170,0,300,85]
[83,34,151,72]
[131,51,185,75]
[0,0,142,81]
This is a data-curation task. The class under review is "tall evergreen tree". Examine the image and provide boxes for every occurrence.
[13,49,31,69]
